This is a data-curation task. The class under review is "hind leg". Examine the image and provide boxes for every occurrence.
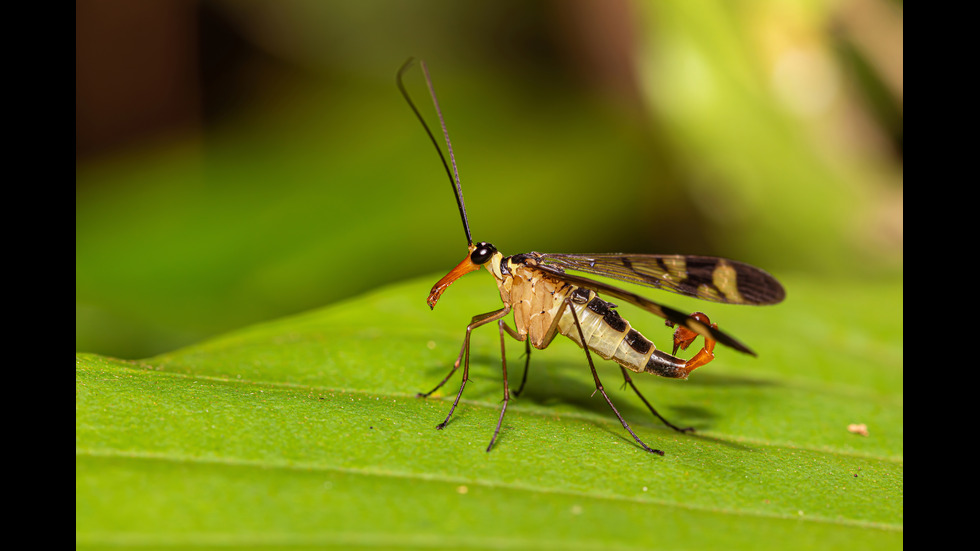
[566,298,664,455]
[625,312,720,432]
[618,366,695,433]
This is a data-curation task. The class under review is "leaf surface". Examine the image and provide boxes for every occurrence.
[77,273,902,549]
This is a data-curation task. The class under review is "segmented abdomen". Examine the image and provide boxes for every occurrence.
[557,288,689,378]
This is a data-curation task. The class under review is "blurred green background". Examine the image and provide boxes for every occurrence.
[76,0,902,359]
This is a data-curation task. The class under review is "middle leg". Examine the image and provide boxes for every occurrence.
[499,324,532,397]
[486,318,513,451]
[566,298,664,455]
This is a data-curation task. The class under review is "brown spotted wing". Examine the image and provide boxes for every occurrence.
[539,253,785,305]
[531,253,785,355]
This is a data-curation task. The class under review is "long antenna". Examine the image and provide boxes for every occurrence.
[397,58,473,246]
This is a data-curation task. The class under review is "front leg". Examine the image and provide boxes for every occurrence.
[421,306,512,432]
[417,307,511,399]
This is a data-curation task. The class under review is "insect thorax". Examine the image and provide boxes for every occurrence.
[491,255,572,348]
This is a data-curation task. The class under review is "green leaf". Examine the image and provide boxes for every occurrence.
[76,273,902,549]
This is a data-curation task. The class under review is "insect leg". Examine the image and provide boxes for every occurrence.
[417,308,505,398]
[566,298,664,456]
[512,340,532,397]
[416,346,462,399]
[618,366,694,433]
[486,319,513,452]
[432,306,512,431]
[496,323,532,397]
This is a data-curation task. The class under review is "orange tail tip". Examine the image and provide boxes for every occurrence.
[671,312,717,377]
[671,312,711,354]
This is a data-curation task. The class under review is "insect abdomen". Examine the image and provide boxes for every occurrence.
[558,290,689,379]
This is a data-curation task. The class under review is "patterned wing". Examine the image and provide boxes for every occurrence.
[530,263,757,356]
[538,253,785,306]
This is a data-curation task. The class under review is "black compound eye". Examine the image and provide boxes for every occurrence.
[470,242,496,264]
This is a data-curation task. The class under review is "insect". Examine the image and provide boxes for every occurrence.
[398,58,785,455]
